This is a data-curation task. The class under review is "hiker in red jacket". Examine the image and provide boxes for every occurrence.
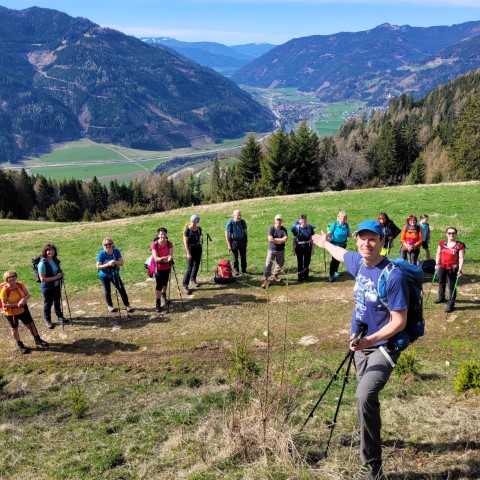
[435,227,465,313]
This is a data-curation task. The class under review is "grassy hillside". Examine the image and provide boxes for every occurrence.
[0,183,479,479]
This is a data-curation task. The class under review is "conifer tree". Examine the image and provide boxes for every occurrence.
[236,134,263,192]
[290,121,320,193]
[451,93,480,180]
[210,157,223,202]
[261,129,292,195]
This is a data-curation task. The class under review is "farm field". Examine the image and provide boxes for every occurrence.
[0,182,479,479]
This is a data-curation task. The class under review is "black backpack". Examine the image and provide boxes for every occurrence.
[32,255,43,282]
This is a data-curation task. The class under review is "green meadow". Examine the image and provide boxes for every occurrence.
[0,183,478,479]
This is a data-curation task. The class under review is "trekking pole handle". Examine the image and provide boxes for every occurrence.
[350,321,368,346]
[206,233,212,241]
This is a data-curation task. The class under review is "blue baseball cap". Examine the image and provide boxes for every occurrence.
[190,214,200,222]
[357,220,384,237]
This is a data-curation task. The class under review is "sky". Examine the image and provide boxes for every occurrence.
[2,0,480,46]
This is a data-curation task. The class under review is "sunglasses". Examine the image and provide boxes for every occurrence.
[447,232,456,235]
[104,243,113,247]
[7,275,17,280]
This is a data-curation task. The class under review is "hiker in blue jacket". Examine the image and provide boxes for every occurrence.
[313,220,408,480]
[225,210,248,276]
[326,211,352,282]
[290,214,315,281]
[38,243,68,329]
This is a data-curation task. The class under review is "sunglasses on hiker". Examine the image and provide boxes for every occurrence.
[103,243,113,247]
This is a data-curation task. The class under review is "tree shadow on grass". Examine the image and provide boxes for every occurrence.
[45,337,139,356]
[385,439,479,479]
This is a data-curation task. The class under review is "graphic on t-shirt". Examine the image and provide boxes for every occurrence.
[353,271,378,322]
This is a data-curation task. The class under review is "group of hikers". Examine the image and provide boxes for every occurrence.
[0,208,467,479]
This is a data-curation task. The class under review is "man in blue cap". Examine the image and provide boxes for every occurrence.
[312,220,409,480]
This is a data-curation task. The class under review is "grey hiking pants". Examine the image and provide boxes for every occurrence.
[263,249,285,278]
[354,347,401,465]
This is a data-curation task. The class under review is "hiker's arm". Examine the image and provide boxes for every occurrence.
[18,286,30,307]
[114,257,124,267]
[435,245,442,269]
[350,309,407,351]
[312,232,346,263]
[183,235,192,259]
[38,270,63,282]
[457,249,465,276]
[225,231,231,251]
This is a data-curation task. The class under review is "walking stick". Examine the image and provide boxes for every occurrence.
[112,276,122,322]
[298,322,367,456]
[61,279,72,325]
[206,233,212,273]
[170,261,186,311]
[323,249,326,274]
[445,276,459,320]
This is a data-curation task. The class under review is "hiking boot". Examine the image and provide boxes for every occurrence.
[191,280,200,288]
[327,275,334,282]
[126,306,134,313]
[107,305,118,313]
[261,278,269,289]
[162,292,171,305]
[434,297,446,304]
[183,286,192,295]
[272,274,282,283]
[352,462,385,480]
[334,271,342,277]
[35,337,49,348]
[444,303,454,313]
[58,316,70,325]
[340,433,361,447]
[45,319,55,330]
[155,299,162,313]
[17,341,30,354]
[233,270,240,277]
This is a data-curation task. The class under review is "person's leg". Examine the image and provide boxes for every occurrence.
[411,250,420,266]
[329,257,340,278]
[183,257,194,287]
[400,248,408,261]
[263,250,275,279]
[52,284,63,318]
[304,246,312,280]
[190,247,202,283]
[99,276,113,307]
[435,268,447,302]
[273,250,285,277]
[238,239,247,273]
[21,308,49,348]
[155,274,163,311]
[447,269,457,306]
[231,241,240,275]
[355,348,400,467]
[295,244,304,280]
[42,288,54,322]
[112,275,130,307]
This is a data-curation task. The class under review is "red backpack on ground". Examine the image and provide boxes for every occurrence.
[213,260,236,284]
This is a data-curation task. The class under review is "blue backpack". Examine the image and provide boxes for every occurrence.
[377,258,425,351]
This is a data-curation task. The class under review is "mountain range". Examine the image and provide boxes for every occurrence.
[140,38,275,77]
[0,6,274,162]
[233,22,480,105]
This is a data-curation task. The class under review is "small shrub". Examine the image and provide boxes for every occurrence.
[454,360,480,394]
[230,346,261,387]
[394,350,418,376]
[68,385,89,419]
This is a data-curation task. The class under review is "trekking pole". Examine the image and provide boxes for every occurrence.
[113,276,122,322]
[61,279,72,325]
[170,261,186,311]
[323,249,326,274]
[424,269,438,306]
[167,269,171,314]
[206,233,212,273]
[298,322,367,440]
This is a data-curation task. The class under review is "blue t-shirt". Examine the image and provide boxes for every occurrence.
[97,247,122,278]
[38,258,60,288]
[329,221,350,246]
[344,252,409,346]
[419,222,430,242]
[226,219,247,240]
